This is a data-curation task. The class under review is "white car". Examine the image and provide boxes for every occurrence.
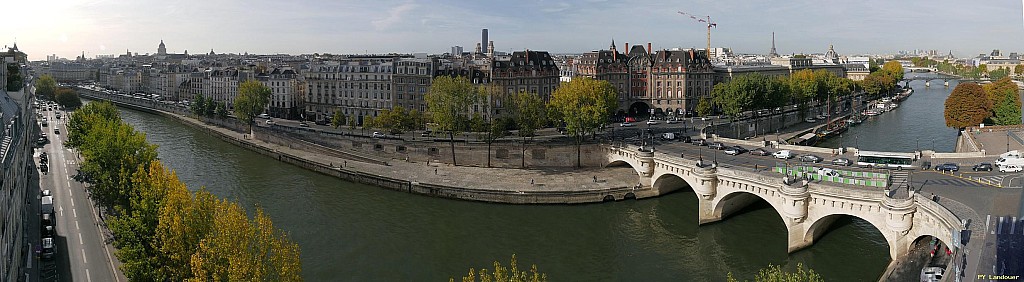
[258,113,270,119]
[804,117,816,123]
[999,164,1023,173]
[620,122,634,127]
[666,119,679,124]
[773,150,794,159]
[646,120,659,125]
[372,132,386,138]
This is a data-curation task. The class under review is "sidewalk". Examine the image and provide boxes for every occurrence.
[172,112,640,194]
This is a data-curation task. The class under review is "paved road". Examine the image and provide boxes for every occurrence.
[35,105,121,282]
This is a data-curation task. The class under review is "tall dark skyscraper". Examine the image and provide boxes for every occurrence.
[482,29,488,52]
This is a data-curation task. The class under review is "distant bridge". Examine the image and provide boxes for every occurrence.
[900,73,961,87]
[605,145,961,260]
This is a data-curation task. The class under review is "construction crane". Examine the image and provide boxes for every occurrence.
[677,11,716,61]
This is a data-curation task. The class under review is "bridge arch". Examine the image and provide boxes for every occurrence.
[651,172,694,197]
[803,212,897,259]
[711,189,787,224]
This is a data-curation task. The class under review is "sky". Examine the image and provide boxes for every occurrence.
[4,0,1024,61]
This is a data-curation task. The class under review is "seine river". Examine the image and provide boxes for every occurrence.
[117,105,889,281]
[818,72,962,152]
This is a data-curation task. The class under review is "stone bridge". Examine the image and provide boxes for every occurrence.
[605,145,962,260]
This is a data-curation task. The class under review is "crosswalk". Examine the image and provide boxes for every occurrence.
[969,174,1012,187]
[917,178,988,188]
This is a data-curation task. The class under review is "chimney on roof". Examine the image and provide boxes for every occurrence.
[647,42,652,54]
[625,42,629,55]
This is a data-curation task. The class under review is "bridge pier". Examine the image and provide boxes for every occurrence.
[692,166,721,225]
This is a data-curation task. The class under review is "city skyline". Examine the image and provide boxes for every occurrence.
[6,0,1024,60]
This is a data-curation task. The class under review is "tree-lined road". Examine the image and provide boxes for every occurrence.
[35,104,120,282]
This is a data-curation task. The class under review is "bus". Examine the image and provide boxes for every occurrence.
[855,150,916,169]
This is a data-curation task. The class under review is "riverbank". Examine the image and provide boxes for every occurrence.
[80,92,646,204]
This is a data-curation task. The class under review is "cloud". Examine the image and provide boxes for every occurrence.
[372,2,418,30]
[541,2,571,13]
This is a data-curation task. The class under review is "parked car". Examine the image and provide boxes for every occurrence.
[421,131,433,137]
[799,154,823,163]
[41,237,55,261]
[817,168,840,178]
[724,146,748,155]
[54,128,60,134]
[372,132,386,138]
[299,122,309,127]
[934,163,960,172]
[620,122,634,127]
[920,266,944,282]
[666,119,679,124]
[999,164,1023,173]
[692,139,709,146]
[972,163,993,171]
[678,135,692,143]
[831,158,852,166]
[773,150,794,159]
[660,133,676,140]
[265,119,274,125]
[314,119,328,125]
[258,113,270,119]
[646,120,659,125]
[804,117,816,123]
[749,148,771,156]
[921,161,932,170]
[708,142,727,150]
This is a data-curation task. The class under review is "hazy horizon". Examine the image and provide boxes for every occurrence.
[6,0,1024,61]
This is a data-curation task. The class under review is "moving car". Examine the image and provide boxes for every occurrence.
[299,122,309,127]
[666,119,679,124]
[620,122,634,127]
[692,139,709,146]
[773,150,794,159]
[258,113,270,119]
[832,158,851,166]
[660,133,676,140]
[749,148,771,156]
[54,128,60,134]
[724,146,748,155]
[266,119,274,125]
[646,120,659,125]
[817,168,840,178]
[804,117,816,123]
[999,164,1023,173]
[678,135,692,143]
[934,163,960,172]
[799,154,823,163]
[972,163,993,171]
[372,132,386,138]
[708,142,727,150]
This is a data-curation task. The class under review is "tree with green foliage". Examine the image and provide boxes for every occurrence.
[510,91,546,168]
[233,80,272,133]
[450,254,548,282]
[979,64,988,76]
[66,101,121,148]
[548,77,617,167]
[203,97,216,117]
[190,94,205,116]
[696,96,714,116]
[982,77,1018,110]
[426,76,480,165]
[35,74,57,100]
[1015,64,1024,77]
[6,63,23,91]
[76,118,159,210]
[989,68,1010,80]
[944,83,991,129]
[54,87,83,109]
[331,110,345,129]
[992,88,1022,125]
[108,161,180,281]
[214,102,228,119]
[375,106,411,134]
[726,263,823,282]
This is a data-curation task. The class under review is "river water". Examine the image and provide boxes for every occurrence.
[117,106,889,281]
[818,73,962,152]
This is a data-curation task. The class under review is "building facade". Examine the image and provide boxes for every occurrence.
[304,56,394,124]
[392,56,437,113]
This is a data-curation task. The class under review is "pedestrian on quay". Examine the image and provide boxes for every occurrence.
[531,179,534,185]
[434,168,438,175]
[593,176,598,182]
